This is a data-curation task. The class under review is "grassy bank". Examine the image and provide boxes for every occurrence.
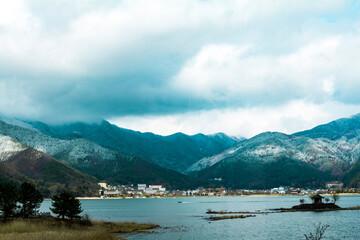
[0,217,158,240]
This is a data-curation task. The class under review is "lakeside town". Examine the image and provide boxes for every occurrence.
[98,181,359,198]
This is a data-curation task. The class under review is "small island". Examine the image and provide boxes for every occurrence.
[206,193,360,220]
[272,193,359,212]
[271,193,360,213]
[291,194,340,211]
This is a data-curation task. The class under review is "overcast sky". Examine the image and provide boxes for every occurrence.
[1,0,360,137]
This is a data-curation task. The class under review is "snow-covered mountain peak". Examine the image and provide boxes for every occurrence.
[0,135,27,161]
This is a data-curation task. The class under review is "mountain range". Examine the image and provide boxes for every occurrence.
[189,114,360,188]
[25,120,240,172]
[1,114,360,195]
[0,117,237,194]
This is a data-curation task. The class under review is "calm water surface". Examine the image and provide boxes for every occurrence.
[40,196,360,239]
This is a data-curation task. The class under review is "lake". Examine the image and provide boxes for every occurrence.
[40,195,360,239]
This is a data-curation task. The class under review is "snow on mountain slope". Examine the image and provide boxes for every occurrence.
[187,131,359,174]
[0,120,198,190]
[0,115,38,131]
[294,113,360,140]
[186,145,243,173]
[0,121,117,165]
[24,120,242,172]
[0,135,27,161]
[187,132,291,172]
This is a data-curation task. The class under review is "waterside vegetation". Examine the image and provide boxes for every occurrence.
[0,217,159,240]
[51,191,82,220]
[304,222,330,240]
[0,181,159,239]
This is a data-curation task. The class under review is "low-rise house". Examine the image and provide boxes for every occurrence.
[144,185,166,195]
[149,185,166,192]
[98,182,108,189]
[326,182,343,190]
[138,184,147,191]
[102,189,121,197]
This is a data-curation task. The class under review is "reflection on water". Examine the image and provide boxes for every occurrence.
[40,196,360,239]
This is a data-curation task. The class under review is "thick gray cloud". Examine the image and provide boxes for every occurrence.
[1,0,360,128]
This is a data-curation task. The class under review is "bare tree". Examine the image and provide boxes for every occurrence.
[304,222,329,240]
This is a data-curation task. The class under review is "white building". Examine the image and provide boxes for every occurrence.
[145,185,166,194]
[138,184,147,191]
[98,182,108,189]
[326,182,343,189]
[103,189,121,196]
[149,185,166,192]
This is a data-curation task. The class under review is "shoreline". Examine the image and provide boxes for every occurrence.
[42,193,360,201]
[46,193,359,200]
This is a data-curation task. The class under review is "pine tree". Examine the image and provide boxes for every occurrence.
[18,182,43,218]
[0,182,19,222]
[50,191,82,220]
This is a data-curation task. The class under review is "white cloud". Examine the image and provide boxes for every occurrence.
[322,77,335,96]
[0,0,360,131]
[0,77,40,118]
[171,35,360,105]
[110,100,360,138]
[0,0,351,77]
